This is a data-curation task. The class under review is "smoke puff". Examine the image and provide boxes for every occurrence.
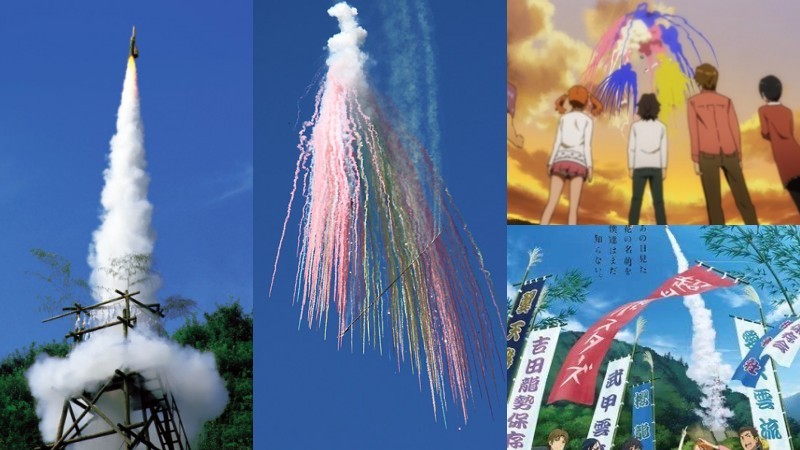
[326,2,368,91]
[27,329,229,444]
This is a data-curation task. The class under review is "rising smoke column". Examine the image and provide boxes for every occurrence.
[27,54,228,448]
[87,56,158,302]
[665,227,734,433]
[273,2,499,421]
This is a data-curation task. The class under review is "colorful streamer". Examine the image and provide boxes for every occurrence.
[272,3,499,421]
[582,2,717,123]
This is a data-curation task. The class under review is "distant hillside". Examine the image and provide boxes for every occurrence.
[786,392,800,422]
[526,331,800,450]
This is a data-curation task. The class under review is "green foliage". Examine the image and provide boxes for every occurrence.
[0,302,252,449]
[100,253,155,293]
[528,331,754,450]
[173,301,253,449]
[534,269,591,329]
[0,342,70,449]
[28,248,90,314]
[701,226,799,314]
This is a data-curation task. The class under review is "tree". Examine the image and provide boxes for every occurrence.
[29,249,196,323]
[173,301,253,449]
[702,226,797,316]
[28,248,90,314]
[534,269,591,329]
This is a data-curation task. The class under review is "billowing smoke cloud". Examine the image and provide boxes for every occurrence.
[326,3,368,90]
[665,227,734,432]
[27,57,228,448]
[27,330,228,446]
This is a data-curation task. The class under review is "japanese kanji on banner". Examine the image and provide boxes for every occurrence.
[732,316,798,388]
[762,315,800,368]
[507,325,561,450]
[549,265,734,405]
[733,318,791,450]
[631,382,655,450]
[586,356,631,450]
[507,278,546,387]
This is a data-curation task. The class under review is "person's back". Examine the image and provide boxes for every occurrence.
[686,62,757,224]
[687,90,739,160]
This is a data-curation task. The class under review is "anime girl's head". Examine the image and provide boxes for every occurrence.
[581,438,601,450]
[555,85,604,116]
[759,75,782,102]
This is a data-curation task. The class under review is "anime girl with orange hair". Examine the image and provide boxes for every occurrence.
[540,85,603,225]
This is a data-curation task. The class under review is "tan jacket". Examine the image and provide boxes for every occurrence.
[687,91,741,162]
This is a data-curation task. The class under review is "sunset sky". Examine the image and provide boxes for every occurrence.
[508,0,800,224]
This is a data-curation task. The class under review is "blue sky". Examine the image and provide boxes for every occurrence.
[0,1,253,358]
[256,0,506,448]
[507,226,800,397]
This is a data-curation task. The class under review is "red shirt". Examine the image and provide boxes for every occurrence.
[687,91,741,162]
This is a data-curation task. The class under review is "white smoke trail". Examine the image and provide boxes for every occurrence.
[664,227,734,432]
[88,58,159,303]
[27,57,229,448]
[377,0,440,159]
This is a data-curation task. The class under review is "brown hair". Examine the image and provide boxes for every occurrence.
[555,85,603,116]
[637,93,661,120]
[739,426,759,439]
[694,63,719,91]
[548,429,570,446]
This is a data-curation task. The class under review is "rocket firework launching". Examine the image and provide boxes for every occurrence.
[27,33,228,448]
[665,227,734,433]
[583,2,717,123]
[87,39,158,308]
[272,3,499,420]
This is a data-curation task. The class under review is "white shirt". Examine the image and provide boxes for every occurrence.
[549,111,593,168]
[628,119,667,169]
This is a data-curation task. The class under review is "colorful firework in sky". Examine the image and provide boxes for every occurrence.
[272,2,499,421]
[582,2,717,123]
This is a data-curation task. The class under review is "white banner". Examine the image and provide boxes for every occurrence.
[762,316,800,368]
[587,356,632,450]
[734,318,791,450]
[507,325,561,450]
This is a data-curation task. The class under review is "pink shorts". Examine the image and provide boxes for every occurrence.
[550,161,588,180]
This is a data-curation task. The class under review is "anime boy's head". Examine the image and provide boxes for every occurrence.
[637,93,661,121]
[547,429,570,450]
[759,75,782,102]
[738,426,762,450]
[694,63,719,91]
[582,438,601,450]
[621,438,642,450]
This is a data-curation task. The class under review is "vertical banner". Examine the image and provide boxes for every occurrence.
[762,316,800,368]
[507,278,546,386]
[732,316,797,387]
[586,356,631,450]
[631,382,655,450]
[549,265,735,405]
[507,325,561,450]
[733,318,791,450]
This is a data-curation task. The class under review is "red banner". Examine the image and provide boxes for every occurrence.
[547,265,735,405]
